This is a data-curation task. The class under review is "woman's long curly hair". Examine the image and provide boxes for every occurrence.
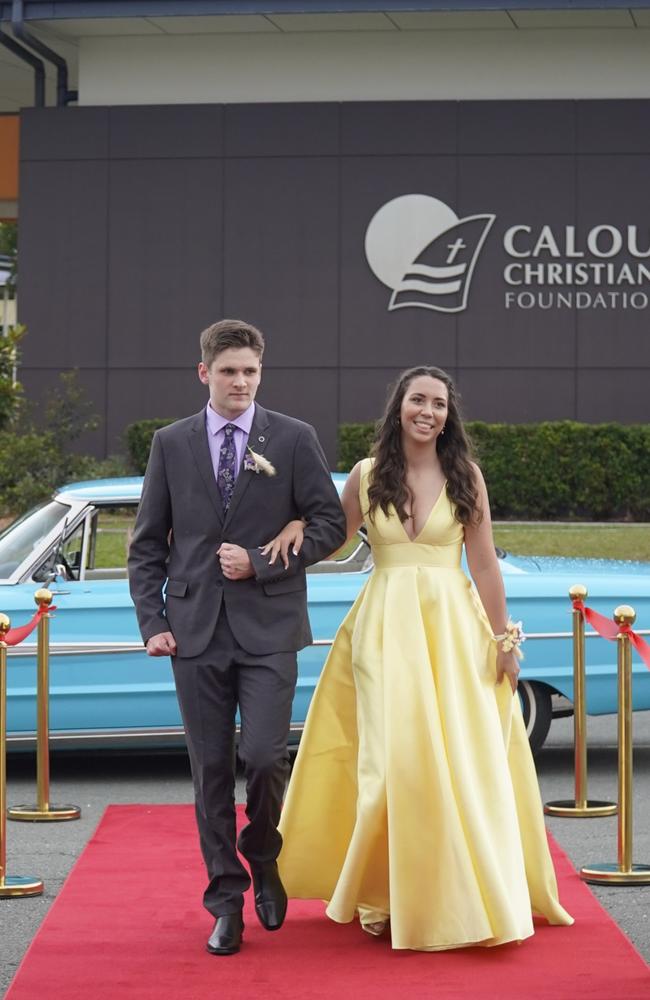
[367,366,481,527]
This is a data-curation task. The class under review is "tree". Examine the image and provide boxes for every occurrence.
[0,323,24,429]
[0,222,22,427]
[0,221,17,294]
[44,369,99,442]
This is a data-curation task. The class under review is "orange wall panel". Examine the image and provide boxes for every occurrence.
[0,116,19,201]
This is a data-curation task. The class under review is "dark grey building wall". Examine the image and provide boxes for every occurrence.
[17,100,650,464]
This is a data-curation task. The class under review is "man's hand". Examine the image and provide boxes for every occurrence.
[146,631,177,657]
[217,542,255,580]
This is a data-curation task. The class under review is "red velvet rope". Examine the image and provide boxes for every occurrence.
[1,603,56,647]
[572,599,650,670]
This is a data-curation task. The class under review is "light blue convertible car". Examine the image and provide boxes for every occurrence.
[3,477,650,754]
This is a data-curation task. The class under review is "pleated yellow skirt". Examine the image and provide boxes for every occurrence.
[279,552,573,951]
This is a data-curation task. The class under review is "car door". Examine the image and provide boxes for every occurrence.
[8,502,181,747]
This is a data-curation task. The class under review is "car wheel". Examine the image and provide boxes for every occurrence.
[518,680,553,754]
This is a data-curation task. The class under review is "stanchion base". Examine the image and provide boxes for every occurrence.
[581,863,650,885]
[7,803,81,822]
[0,875,44,898]
[544,799,617,818]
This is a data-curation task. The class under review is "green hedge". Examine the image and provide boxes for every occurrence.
[125,419,177,474]
[338,421,650,521]
[0,433,130,516]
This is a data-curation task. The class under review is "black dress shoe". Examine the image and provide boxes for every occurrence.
[251,863,288,931]
[206,913,244,955]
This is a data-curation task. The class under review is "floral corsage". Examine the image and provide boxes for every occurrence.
[243,447,276,477]
[493,618,525,659]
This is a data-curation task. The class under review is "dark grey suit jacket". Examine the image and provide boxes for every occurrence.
[127,403,346,659]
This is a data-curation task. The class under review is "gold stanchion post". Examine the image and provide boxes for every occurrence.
[0,614,44,897]
[8,590,80,822]
[545,584,617,818]
[581,605,650,885]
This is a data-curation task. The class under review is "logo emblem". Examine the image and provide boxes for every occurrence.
[364,194,495,314]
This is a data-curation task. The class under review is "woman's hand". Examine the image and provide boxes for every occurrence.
[496,647,520,694]
[259,519,305,569]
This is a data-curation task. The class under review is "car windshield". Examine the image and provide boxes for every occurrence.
[0,500,71,579]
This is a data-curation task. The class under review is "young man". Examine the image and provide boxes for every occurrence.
[128,319,346,955]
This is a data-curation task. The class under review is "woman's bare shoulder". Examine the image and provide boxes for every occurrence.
[469,461,485,484]
[350,457,374,478]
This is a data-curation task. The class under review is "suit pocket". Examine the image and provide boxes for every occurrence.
[262,576,306,597]
[165,579,188,598]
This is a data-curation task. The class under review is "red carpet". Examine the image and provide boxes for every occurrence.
[5,805,649,1000]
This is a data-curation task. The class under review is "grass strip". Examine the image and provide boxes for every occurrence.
[493,524,650,562]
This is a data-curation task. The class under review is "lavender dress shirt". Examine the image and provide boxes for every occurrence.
[205,401,255,486]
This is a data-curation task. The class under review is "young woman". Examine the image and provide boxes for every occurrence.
[269,366,573,951]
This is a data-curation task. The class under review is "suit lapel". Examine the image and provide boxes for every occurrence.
[188,410,225,523]
[223,404,271,530]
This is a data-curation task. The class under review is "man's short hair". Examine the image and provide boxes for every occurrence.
[200,319,265,368]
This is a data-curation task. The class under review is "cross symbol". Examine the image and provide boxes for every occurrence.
[446,238,466,264]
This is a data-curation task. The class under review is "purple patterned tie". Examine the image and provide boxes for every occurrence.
[217,423,237,511]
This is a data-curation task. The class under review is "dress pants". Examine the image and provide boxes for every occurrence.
[172,607,297,917]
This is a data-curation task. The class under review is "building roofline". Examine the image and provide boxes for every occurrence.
[4,0,650,22]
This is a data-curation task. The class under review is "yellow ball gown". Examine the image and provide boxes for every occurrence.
[278,458,573,951]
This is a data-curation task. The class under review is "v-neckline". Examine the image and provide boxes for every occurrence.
[398,482,447,543]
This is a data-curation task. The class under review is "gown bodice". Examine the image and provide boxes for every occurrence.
[360,457,464,570]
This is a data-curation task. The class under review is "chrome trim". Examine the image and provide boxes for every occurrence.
[8,639,334,658]
[524,629,650,640]
[5,628,650,659]
[7,641,146,657]
[7,726,187,745]
[7,721,306,748]
[77,507,95,582]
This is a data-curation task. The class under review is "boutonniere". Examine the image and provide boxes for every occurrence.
[243,447,276,477]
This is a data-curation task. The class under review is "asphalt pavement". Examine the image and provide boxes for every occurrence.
[1,711,649,996]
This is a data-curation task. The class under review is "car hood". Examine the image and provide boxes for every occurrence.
[501,552,650,577]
